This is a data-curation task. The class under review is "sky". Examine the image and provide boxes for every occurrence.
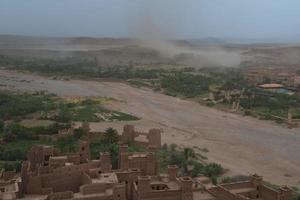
[0,0,300,41]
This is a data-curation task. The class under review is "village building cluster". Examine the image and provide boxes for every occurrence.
[0,125,293,200]
[243,66,300,88]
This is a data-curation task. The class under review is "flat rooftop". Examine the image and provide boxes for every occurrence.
[193,191,216,200]
[92,172,118,184]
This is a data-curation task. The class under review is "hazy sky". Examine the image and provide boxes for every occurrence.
[1,0,300,41]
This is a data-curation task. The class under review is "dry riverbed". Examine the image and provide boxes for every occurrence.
[1,69,300,188]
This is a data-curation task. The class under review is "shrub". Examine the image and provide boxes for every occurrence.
[73,128,86,140]
[0,119,4,132]
[203,163,223,177]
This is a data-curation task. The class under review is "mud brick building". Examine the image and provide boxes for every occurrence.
[0,126,293,200]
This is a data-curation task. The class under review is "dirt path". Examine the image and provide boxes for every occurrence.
[1,69,300,188]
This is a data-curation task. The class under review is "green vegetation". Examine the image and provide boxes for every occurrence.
[294,195,300,200]
[0,139,53,161]
[161,73,212,97]
[1,55,300,123]
[90,128,121,169]
[239,89,300,120]
[0,90,139,172]
[159,144,223,182]
[0,161,22,172]
[0,91,56,120]
[0,91,139,123]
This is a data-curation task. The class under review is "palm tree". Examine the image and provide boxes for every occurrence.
[103,127,119,144]
[182,147,195,175]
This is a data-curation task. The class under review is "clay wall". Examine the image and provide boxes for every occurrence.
[99,152,112,172]
[52,161,100,174]
[41,170,82,193]
[133,141,149,149]
[260,185,278,200]
[74,195,111,200]
[26,175,43,194]
[38,165,50,175]
[46,191,74,200]
[121,125,162,150]
[80,183,108,195]
[1,171,16,181]
[220,181,253,190]
[148,129,161,148]
[129,157,147,174]
[138,190,181,200]
[116,169,142,200]
[81,173,92,185]
[66,154,81,165]
[49,157,68,169]
[113,183,127,200]
[213,186,249,200]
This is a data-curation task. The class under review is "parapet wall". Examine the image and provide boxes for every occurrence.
[220,181,253,190]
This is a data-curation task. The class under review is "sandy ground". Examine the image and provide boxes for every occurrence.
[1,69,300,188]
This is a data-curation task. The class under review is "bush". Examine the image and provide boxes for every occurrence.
[73,128,86,140]
[103,128,119,144]
[55,106,72,123]
[55,135,78,153]
[0,119,4,132]
[0,161,22,172]
[90,139,119,169]
[0,147,26,161]
[203,163,223,177]
[0,91,56,120]
[2,122,40,142]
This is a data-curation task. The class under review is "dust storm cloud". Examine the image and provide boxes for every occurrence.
[132,1,241,67]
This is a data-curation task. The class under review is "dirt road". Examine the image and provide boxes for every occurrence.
[1,69,300,187]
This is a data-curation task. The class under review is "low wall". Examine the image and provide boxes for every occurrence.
[46,191,74,200]
[221,181,253,190]
[80,183,107,195]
